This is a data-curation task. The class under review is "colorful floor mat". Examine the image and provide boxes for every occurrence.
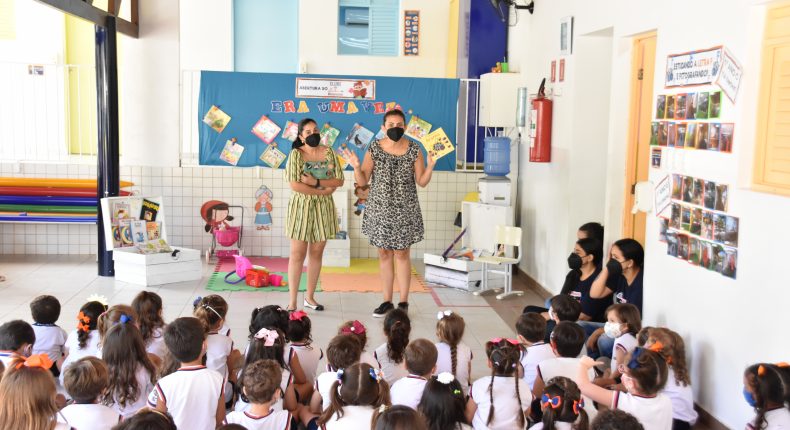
[319,272,428,293]
[205,271,319,292]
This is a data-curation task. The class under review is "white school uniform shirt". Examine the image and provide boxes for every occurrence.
[206,331,235,401]
[611,333,639,371]
[147,365,224,430]
[145,326,167,358]
[519,342,556,390]
[111,365,155,419]
[57,403,121,430]
[662,368,698,425]
[32,323,68,363]
[60,329,101,384]
[470,375,532,430]
[374,343,408,385]
[537,357,598,420]
[748,408,790,430]
[322,405,375,430]
[531,422,574,430]
[235,367,292,413]
[225,409,292,430]
[613,391,673,430]
[0,351,20,369]
[219,323,231,337]
[291,342,323,386]
[315,369,339,411]
[435,341,473,394]
[361,350,378,368]
[390,374,429,410]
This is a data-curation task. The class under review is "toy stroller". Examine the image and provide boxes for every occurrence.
[200,200,244,260]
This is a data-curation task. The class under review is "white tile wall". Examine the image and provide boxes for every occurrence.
[0,162,483,258]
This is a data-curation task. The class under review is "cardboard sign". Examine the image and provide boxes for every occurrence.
[715,47,742,102]
[665,46,722,88]
[654,175,671,216]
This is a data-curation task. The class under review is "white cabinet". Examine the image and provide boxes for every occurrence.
[479,73,524,127]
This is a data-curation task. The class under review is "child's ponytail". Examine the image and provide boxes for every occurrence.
[540,376,589,430]
[192,295,228,332]
[76,301,106,349]
[384,309,411,364]
[286,310,312,345]
[436,310,465,377]
[745,362,790,429]
[485,338,524,428]
[318,363,391,426]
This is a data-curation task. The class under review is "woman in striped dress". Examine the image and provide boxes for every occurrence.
[284,118,344,312]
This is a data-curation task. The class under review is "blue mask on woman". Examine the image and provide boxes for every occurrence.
[743,388,757,407]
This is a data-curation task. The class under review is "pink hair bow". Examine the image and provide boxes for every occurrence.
[491,337,519,346]
[289,310,308,321]
[254,328,279,346]
[341,320,366,335]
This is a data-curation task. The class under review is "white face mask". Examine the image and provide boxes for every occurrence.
[604,321,623,338]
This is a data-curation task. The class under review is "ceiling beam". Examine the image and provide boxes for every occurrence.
[34,0,139,38]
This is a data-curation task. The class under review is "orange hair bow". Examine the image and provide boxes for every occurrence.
[15,354,53,370]
[758,362,790,376]
[77,311,91,332]
[647,340,664,353]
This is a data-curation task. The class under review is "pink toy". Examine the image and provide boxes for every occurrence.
[225,255,268,284]
[268,274,283,287]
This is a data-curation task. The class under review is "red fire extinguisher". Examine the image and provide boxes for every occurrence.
[530,78,553,162]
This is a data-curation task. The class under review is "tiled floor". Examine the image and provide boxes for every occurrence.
[0,255,543,382]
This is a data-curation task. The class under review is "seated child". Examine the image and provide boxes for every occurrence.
[596,303,641,386]
[148,317,225,430]
[317,362,391,429]
[517,312,555,390]
[390,339,438,409]
[111,408,177,430]
[132,292,167,360]
[194,295,241,405]
[645,328,698,429]
[544,295,583,343]
[371,405,428,430]
[0,319,35,368]
[224,359,304,430]
[59,357,121,429]
[435,310,473,395]
[590,409,644,430]
[311,334,362,413]
[374,309,411,385]
[0,354,70,430]
[287,310,324,393]
[743,362,790,430]
[60,301,106,385]
[533,321,597,421]
[532,376,589,430]
[466,338,532,430]
[417,374,471,430]
[236,327,298,413]
[339,320,378,368]
[577,346,672,430]
[30,295,68,376]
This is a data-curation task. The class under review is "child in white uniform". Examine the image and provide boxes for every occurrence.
[466,338,532,430]
[339,320,378,368]
[316,362,390,430]
[390,339,437,409]
[0,319,35,368]
[644,328,698,429]
[287,311,324,391]
[60,301,105,386]
[311,334,362,413]
[148,317,225,430]
[225,359,305,430]
[743,362,790,430]
[517,312,556,390]
[30,295,68,376]
[0,354,72,430]
[194,295,240,404]
[418,374,472,430]
[374,309,411,385]
[236,327,298,414]
[58,357,121,430]
[132,291,167,360]
[532,376,589,430]
[577,348,672,430]
[435,310,473,395]
[604,303,641,380]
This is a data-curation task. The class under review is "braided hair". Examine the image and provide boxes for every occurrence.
[436,311,465,377]
[541,376,589,430]
[318,362,390,426]
[484,339,525,428]
[744,363,790,430]
[76,301,106,349]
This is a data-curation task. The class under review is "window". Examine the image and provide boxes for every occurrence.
[753,4,790,195]
[338,0,399,56]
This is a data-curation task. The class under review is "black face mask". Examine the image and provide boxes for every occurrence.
[386,127,405,141]
[567,253,583,270]
[606,258,623,278]
[305,133,321,147]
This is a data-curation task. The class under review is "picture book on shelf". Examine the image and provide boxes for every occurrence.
[252,115,281,144]
[320,123,340,147]
[405,115,432,142]
[420,127,454,161]
[112,201,131,225]
[202,105,231,133]
[111,226,122,248]
[259,145,287,169]
[139,199,160,222]
[119,219,134,247]
[146,222,161,240]
[137,239,173,254]
[219,138,245,166]
[131,220,148,245]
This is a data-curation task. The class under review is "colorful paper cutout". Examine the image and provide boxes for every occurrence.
[251,115,281,144]
[203,105,231,133]
[259,145,287,169]
[219,138,244,166]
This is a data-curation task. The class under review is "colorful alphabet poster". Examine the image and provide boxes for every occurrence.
[404,10,420,56]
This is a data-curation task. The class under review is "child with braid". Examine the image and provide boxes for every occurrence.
[60,300,105,384]
[317,362,391,429]
[466,338,532,429]
[743,362,790,430]
[374,309,411,385]
[532,376,589,430]
[435,310,472,395]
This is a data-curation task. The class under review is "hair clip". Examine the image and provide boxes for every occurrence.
[342,320,366,335]
[777,362,790,368]
[16,354,53,370]
[437,372,455,384]
[289,310,308,321]
[77,312,90,324]
[758,365,766,376]
[203,303,223,320]
[192,296,203,307]
[573,398,585,415]
[453,389,462,395]
[491,337,519,346]
[541,394,563,409]
[119,314,132,325]
[628,347,646,370]
[647,340,664,353]
[254,328,279,347]
[437,310,453,320]
[336,368,344,384]
[86,294,108,307]
[379,404,388,414]
[369,367,380,382]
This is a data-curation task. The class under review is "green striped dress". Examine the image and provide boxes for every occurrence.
[284,147,344,243]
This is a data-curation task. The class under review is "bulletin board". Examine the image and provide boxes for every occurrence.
[198,71,460,171]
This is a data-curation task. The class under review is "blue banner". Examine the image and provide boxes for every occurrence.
[198,71,459,171]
